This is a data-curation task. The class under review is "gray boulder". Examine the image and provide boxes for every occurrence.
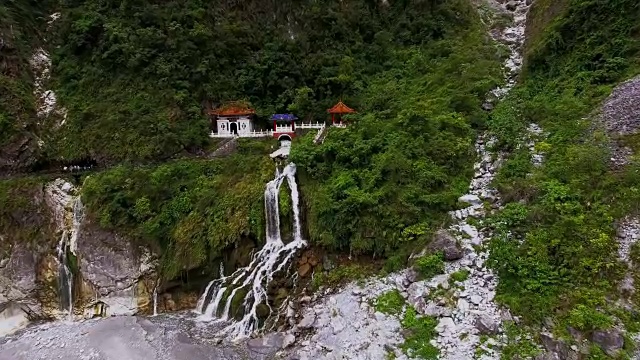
[298,313,316,329]
[0,302,32,336]
[505,1,518,11]
[427,230,463,261]
[458,194,482,206]
[475,314,499,334]
[540,332,578,360]
[591,329,624,356]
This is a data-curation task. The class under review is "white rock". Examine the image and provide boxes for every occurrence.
[459,194,482,205]
[283,334,296,348]
[470,295,482,306]
[436,317,456,335]
[457,299,470,313]
[299,313,316,329]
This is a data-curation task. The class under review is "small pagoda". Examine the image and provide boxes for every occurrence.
[271,113,298,140]
[327,101,356,127]
[209,102,256,137]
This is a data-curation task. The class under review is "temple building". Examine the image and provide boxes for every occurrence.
[209,102,257,137]
[271,114,298,141]
[327,101,356,127]
[208,102,325,139]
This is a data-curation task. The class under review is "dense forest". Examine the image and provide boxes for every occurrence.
[44,0,497,164]
[0,0,503,275]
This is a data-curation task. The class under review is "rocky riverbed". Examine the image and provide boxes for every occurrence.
[0,314,287,360]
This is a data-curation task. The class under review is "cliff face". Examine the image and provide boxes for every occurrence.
[0,178,160,335]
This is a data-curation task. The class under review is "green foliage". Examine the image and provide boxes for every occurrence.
[500,322,540,360]
[291,0,502,256]
[0,1,49,147]
[487,202,529,234]
[492,147,536,203]
[400,307,439,359]
[414,253,445,280]
[374,289,405,315]
[566,304,613,332]
[81,141,274,278]
[449,269,470,283]
[383,252,409,274]
[311,264,372,290]
[34,0,498,165]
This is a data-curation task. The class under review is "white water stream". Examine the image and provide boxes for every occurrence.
[195,163,306,339]
[55,234,73,321]
[54,195,84,321]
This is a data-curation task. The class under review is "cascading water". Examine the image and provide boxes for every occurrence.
[50,187,85,321]
[56,234,73,321]
[152,284,158,316]
[196,163,306,339]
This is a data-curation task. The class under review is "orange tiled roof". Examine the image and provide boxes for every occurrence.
[327,101,356,114]
[210,102,256,116]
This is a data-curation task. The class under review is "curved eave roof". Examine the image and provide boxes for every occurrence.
[270,114,298,122]
[209,106,256,116]
[327,101,356,114]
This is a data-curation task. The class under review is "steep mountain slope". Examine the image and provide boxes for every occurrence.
[487,0,640,357]
[2,0,640,358]
[0,0,503,329]
[0,1,51,170]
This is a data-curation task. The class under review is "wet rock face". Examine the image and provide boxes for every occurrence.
[0,178,161,318]
[0,136,40,173]
[77,221,157,316]
[0,184,52,316]
[0,244,37,301]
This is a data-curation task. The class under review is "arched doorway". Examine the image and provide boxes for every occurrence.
[278,134,292,150]
[230,122,238,135]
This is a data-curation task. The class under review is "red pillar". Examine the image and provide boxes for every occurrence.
[331,113,335,125]
[273,120,277,132]
[292,121,295,131]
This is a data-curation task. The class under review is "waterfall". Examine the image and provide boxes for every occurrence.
[195,163,306,339]
[53,191,84,321]
[152,285,158,316]
[56,233,73,321]
[69,197,84,254]
[45,179,86,320]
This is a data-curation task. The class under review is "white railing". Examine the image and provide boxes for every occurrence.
[209,130,273,138]
[297,122,325,129]
[313,123,327,144]
[332,123,347,128]
[275,125,293,133]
